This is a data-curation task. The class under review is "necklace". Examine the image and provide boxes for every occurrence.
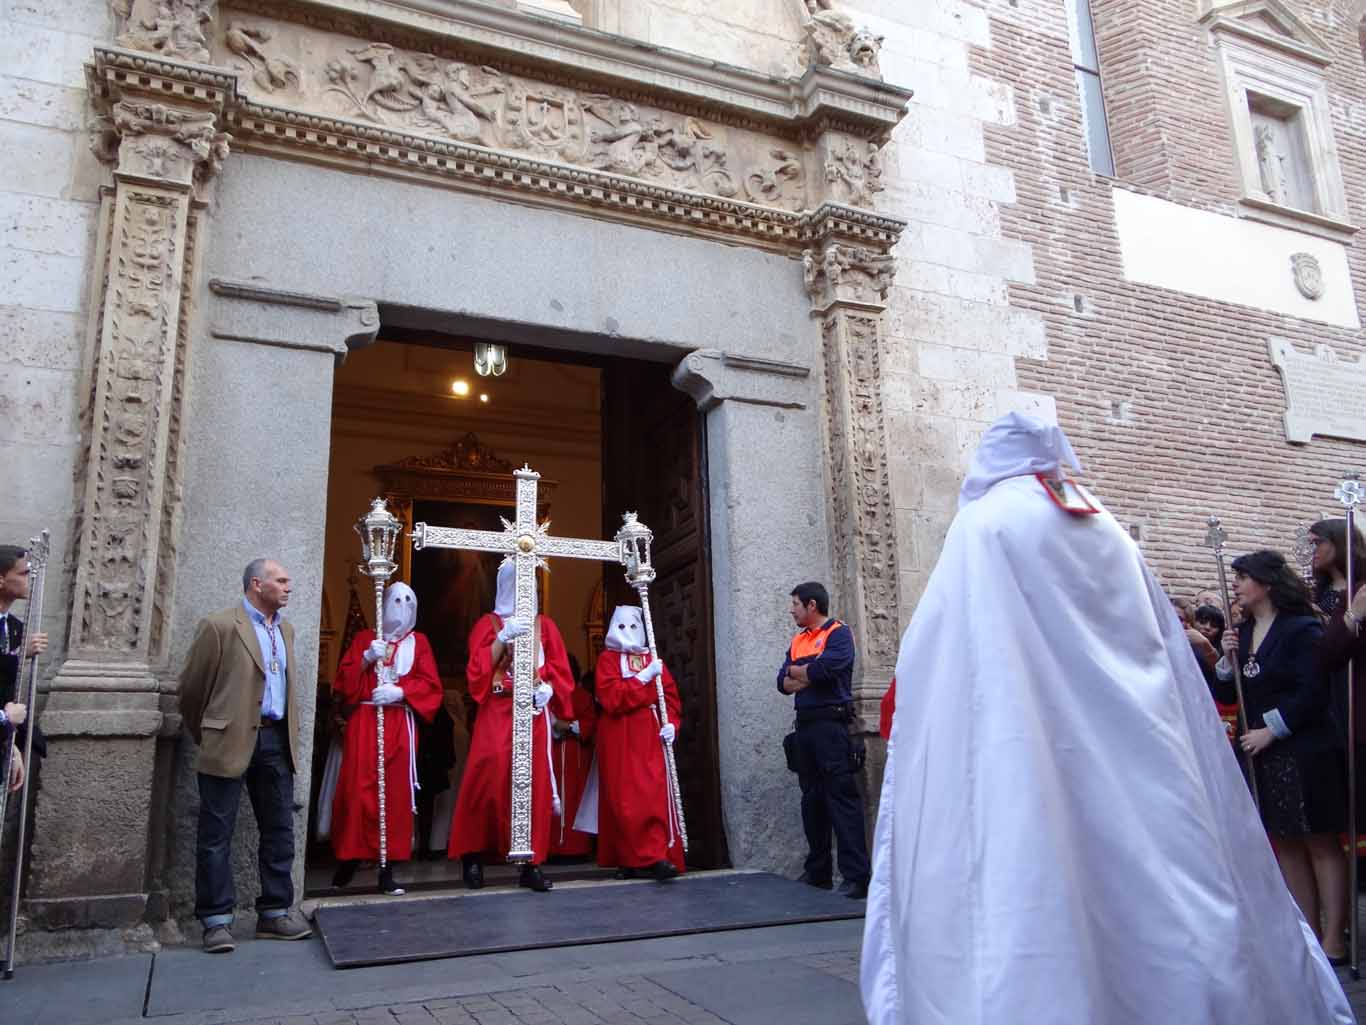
[265,618,280,676]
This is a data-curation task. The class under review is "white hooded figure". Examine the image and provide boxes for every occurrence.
[604,604,649,655]
[860,412,1352,1025]
[364,581,419,691]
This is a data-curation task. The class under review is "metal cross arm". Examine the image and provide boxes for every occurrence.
[410,465,628,861]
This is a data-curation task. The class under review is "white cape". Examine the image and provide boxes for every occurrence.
[861,473,1352,1025]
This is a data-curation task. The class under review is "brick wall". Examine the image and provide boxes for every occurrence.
[975,0,1366,597]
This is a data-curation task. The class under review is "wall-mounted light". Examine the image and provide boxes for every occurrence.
[451,379,471,397]
[474,342,508,377]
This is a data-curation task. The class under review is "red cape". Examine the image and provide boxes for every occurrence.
[594,648,685,871]
[448,613,575,863]
[330,629,444,862]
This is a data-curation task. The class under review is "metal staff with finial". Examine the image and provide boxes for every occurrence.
[1335,472,1363,980]
[2,529,49,979]
[1204,516,1259,809]
[355,499,403,874]
[615,513,688,853]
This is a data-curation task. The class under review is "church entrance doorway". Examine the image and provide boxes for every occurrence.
[305,331,727,895]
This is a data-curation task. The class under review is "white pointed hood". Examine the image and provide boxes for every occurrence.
[493,559,536,618]
[381,581,417,639]
[604,605,648,654]
[958,410,1081,508]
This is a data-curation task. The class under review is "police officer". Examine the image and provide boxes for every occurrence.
[777,581,869,899]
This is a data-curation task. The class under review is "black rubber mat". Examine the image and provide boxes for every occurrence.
[315,871,863,968]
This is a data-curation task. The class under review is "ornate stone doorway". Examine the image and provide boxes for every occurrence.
[308,335,725,892]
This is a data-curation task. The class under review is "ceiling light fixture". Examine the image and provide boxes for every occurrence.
[479,393,489,403]
[474,342,508,377]
[451,379,471,397]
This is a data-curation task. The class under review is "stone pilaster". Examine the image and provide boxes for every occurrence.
[26,50,236,933]
[803,228,902,721]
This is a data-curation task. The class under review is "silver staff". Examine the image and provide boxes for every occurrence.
[3,529,49,979]
[1335,472,1363,980]
[356,499,403,873]
[1203,516,1258,809]
[616,513,688,853]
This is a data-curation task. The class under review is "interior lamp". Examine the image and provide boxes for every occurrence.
[474,342,508,377]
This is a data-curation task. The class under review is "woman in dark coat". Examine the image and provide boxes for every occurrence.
[1311,519,1366,880]
[1217,549,1346,961]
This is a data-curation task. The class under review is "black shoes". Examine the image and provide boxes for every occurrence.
[331,860,358,889]
[462,857,484,890]
[378,865,406,896]
[519,865,553,892]
[798,871,833,890]
[837,879,869,900]
[615,867,639,880]
[650,860,680,882]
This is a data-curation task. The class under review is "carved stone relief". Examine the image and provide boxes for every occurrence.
[824,137,883,209]
[206,14,806,209]
[803,242,896,307]
[113,0,217,64]
[819,312,900,670]
[1290,251,1323,300]
[803,10,884,79]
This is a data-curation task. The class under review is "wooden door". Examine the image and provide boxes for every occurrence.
[602,360,728,868]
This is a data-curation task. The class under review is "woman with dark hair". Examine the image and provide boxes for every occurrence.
[1312,518,1366,871]
[1217,549,1347,961]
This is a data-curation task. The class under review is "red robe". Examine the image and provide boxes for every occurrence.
[879,677,896,741]
[549,687,598,857]
[448,613,576,863]
[594,649,685,871]
[330,629,445,862]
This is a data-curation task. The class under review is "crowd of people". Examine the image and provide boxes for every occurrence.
[1164,518,1366,967]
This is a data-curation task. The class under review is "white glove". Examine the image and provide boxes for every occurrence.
[532,682,554,709]
[362,639,386,665]
[371,682,404,705]
[635,660,664,684]
[497,616,530,644]
[568,721,581,737]
[659,722,676,743]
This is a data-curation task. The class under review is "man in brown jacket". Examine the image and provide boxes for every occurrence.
[180,558,312,953]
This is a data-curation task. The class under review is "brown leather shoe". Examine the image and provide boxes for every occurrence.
[255,909,312,940]
[202,925,235,954]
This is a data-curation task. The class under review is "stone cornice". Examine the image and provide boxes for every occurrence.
[225,0,913,140]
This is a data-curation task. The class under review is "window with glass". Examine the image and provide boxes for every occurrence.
[1065,0,1115,176]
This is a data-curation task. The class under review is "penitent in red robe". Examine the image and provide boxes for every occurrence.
[448,613,576,864]
[330,629,445,862]
[594,649,685,872]
[549,687,598,857]
[879,677,896,741]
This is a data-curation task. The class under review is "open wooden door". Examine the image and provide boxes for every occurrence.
[602,360,729,869]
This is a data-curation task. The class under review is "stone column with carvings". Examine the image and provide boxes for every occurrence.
[802,211,902,723]
[25,49,236,933]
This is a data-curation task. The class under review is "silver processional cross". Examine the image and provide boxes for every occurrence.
[411,465,629,862]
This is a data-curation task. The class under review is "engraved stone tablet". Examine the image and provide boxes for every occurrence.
[1268,337,1366,444]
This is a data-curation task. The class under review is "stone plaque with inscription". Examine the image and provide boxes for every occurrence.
[1268,338,1366,444]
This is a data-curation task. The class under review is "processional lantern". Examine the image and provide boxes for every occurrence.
[353,497,403,871]
[616,512,656,587]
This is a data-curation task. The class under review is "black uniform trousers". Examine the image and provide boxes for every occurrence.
[194,720,295,924]
[793,716,869,886]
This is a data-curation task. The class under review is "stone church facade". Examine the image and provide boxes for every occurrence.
[1,0,1364,954]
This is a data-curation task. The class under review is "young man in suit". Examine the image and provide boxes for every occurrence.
[179,558,312,953]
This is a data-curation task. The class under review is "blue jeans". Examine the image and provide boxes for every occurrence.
[194,722,295,926]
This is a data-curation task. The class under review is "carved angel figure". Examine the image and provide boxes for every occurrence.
[407,57,505,145]
[225,23,300,94]
[116,0,213,64]
[585,97,649,174]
